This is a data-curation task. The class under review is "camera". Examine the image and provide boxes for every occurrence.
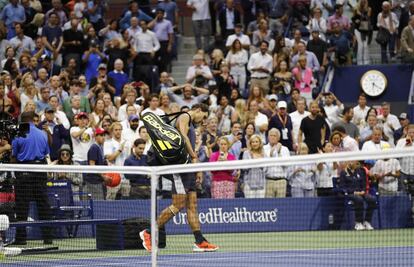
[0,120,30,141]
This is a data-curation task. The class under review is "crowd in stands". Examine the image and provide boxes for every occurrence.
[0,0,414,207]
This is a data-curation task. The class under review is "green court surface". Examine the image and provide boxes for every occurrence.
[4,228,414,264]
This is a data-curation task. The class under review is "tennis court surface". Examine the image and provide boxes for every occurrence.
[3,229,414,267]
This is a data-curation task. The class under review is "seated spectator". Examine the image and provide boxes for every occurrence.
[1,47,20,71]
[360,114,379,144]
[242,134,266,198]
[394,113,410,142]
[377,102,400,146]
[209,136,237,199]
[263,128,290,198]
[361,126,390,151]
[339,161,376,230]
[186,54,213,87]
[124,138,150,199]
[288,142,316,197]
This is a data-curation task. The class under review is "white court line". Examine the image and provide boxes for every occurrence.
[49,249,414,267]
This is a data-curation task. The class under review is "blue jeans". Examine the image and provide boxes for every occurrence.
[380,33,396,64]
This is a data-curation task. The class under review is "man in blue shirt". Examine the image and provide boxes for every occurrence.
[124,138,150,199]
[0,0,26,39]
[12,111,53,245]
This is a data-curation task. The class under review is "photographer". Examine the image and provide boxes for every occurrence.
[11,111,53,245]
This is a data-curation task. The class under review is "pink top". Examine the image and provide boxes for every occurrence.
[209,151,236,182]
[292,67,313,93]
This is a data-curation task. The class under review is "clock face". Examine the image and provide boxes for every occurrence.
[360,70,388,97]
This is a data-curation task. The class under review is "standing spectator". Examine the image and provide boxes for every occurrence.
[157,0,179,29]
[0,0,26,39]
[62,18,84,71]
[124,138,150,199]
[269,101,294,151]
[394,113,411,141]
[306,30,329,75]
[360,114,379,144]
[352,0,372,65]
[242,134,266,198]
[108,59,129,98]
[290,98,310,148]
[251,19,272,51]
[86,127,110,199]
[89,63,116,97]
[264,128,290,198]
[246,100,269,141]
[87,0,108,31]
[36,87,51,113]
[118,87,141,121]
[288,143,316,197]
[266,0,290,36]
[396,124,414,191]
[42,12,63,66]
[291,42,321,74]
[70,112,94,165]
[332,107,360,140]
[308,8,328,41]
[45,0,68,27]
[327,4,351,33]
[377,102,400,146]
[47,94,70,129]
[352,93,370,130]
[400,15,414,63]
[126,17,142,45]
[226,39,248,97]
[292,55,316,104]
[187,0,211,51]
[209,136,237,199]
[315,142,336,196]
[149,8,174,73]
[12,112,53,246]
[361,126,390,151]
[310,0,334,19]
[318,92,344,128]
[371,153,401,196]
[9,23,35,58]
[218,0,241,39]
[141,93,166,116]
[247,40,273,94]
[377,1,399,63]
[339,161,376,230]
[298,101,327,154]
[328,23,353,66]
[133,20,160,84]
[167,83,210,108]
[119,2,152,30]
[104,122,131,200]
[225,23,251,50]
[331,125,359,152]
[63,80,92,124]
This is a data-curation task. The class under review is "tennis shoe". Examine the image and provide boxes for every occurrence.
[139,230,152,252]
[354,222,365,231]
[363,221,374,230]
[192,241,219,252]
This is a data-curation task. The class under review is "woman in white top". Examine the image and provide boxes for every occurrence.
[308,7,328,41]
[225,39,248,95]
[316,142,337,196]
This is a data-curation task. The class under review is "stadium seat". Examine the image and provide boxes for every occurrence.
[47,180,94,237]
[332,177,382,230]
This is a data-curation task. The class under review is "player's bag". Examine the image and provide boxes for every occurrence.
[142,112,190,165]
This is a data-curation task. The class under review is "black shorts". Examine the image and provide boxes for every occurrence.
[171,172,196,194]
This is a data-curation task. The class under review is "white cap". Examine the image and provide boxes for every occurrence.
[277,101,287,109]
[267,94,278,101]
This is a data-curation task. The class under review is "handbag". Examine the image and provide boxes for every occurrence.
[359,20,371,32]
[375,27,391,45]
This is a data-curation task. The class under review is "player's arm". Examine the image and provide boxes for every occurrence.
[177,115,197,161]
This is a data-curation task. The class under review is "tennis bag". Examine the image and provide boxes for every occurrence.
[141,112,190,165]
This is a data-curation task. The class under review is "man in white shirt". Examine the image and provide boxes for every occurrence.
[290,98,310,146]
[248,100,268,140]
[70,112,94,165]
[127,17,142,45]
[121,114,143,147]
[141,94,166,116]
[104,122,132,200]
[371,156,401,196]
[47,95,70,129]
[118,87,141,121]
[186,54,213,87]
[247,40,273,94]
[318,92,343,128]
[187,0,211,51]
[225,23,250,50]
[361,126,390,151]
[263,128,290,198]
[352,93,370,130]
[377,102,400,146]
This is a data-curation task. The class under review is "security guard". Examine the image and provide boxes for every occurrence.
[12,111,53,245]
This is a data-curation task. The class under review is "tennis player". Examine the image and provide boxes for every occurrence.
[140,103,219,252]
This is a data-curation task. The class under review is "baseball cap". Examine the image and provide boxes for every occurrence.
[76,112,88,119]
[95,127,106,135]
[128,114,139,121]
[98,63,107,70]
[399,113,409,120]
[277,101,287,109]
[267,94,278,101]
[44,106,55,113]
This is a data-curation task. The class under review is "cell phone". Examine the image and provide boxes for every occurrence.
[237,131,243,136]
[323,92,331,96]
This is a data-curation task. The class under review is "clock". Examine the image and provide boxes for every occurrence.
[360,70,388,97]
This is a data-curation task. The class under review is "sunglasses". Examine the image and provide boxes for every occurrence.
[61,151,70,156]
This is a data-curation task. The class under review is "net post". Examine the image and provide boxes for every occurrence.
[150,170,158,267]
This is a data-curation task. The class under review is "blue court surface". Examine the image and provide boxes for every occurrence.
[4,246,414,267]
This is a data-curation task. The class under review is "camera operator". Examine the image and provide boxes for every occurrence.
[11,111,53,245]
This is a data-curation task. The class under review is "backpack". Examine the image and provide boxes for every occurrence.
[142,112,191,166]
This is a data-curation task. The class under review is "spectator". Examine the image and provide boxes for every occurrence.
[218,0,241,39]
[315,142,336,196]
[124,138,150,199]
[396,124,414,189]
[328,23,353,66]
[361,126,390,151]
[327,4,351,33]
[352,0,372,65]
[288,142,316,197]
[377,1,399,63]
[246,10,267,37]
[9,23,35,58]
[290,98,310,148]
[1,47,20,71]
[225,23,251,50]
[86,127,110,199]
[339,160,376,230]
[310,0,334,19]
[62,18,84,71]
[167,84,210,108]
[298,101,327,153]
[149,8,174,73]
[332,106,360,140]
[108,59,129,98]
[186,54,213,87]
[89,63,116,98]
[87,0,108,31]
[187,0,211,51]
[371,149,401,196]
[352,93,370,130]
[209,136,237,199]
[36,87,51,113]
[269,101,294,151]
[82,40,107,83]
[226,39,248,96]
[47,95,70,129]
[377,102,400,146]
[70,112,94,165]
[264,128,290,198]
[292,55,316,104]
[271,60,292,100]
[210,48,225,78]
[242,134,266,198]
[394,113,410,141]
[246,99,269,141]
[291,42,321,73]
[400,15,414,63]
[251,19,272,51]
[42,12,63,65]
[118,86,140,121]
[63,82,92,124]
[247,40,273,94]
[332,125,359,152]
[141,93,165,116]
[226,121,243,159]
[119,2,152,30]
[45,0,67,27]
[308,8,328,41]
[266,0,289,35]
[306,30,328,76]
[360,114,379,144]
[0,0,26,39]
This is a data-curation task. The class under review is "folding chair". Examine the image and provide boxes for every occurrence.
[47,180,94,237]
